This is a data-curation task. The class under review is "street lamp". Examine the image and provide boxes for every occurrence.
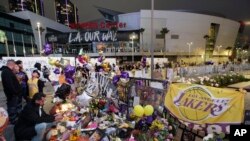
[37,22,43,56]
[0,30,9,56]
[217,45,222,63]
[187,42,193,63]
[130,32,138,63]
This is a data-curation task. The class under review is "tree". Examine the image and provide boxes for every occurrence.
[161,27,170,52]
[139,28,145,52]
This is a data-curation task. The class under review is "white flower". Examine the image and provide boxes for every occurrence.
[211,83,214,87]
[203,134,214,141]
[215,83,219,87]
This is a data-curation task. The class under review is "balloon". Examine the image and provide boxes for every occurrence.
[98,56,103,62]
[53,68,60,74]
[64,65,75,76]
[83,54,89,62]
[78,48,84,55]
[104,67,110,72]
[144,105,154,116]
[146,116,154,124]
[102,63,108,69]
[48,58,57,66]
[54,60,62,68]
[120,71,129,79]
[60,58,70,68]
[43,43,52,55]
[99,50,104,55]
[66,78,74,84]
[133,105,144,117]
[76,91,92,107]
[78,56,86,64]
[112,75,120,85]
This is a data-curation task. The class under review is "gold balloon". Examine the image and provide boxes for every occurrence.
[83,54,89,62]
[54,60,62,67]
[102,63,108,69]
[104,67,110,72]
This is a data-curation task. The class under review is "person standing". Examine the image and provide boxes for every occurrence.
[1,60,22,124]
[28,70,45,99]
[15,60,29,102]
[42,66,51,82]
[14,92,63,141]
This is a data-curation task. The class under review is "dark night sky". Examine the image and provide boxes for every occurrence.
[70,0,249,22]
[68,0,250,37]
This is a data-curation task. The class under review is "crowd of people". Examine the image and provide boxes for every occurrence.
[0,59,79,140]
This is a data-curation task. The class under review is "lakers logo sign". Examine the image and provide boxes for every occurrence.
[173,86,231,122]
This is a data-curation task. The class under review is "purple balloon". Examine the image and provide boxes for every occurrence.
[66,77,74,84]
[98,56,103,62]
[53,68,60,74]
[112,75,120,85]
[120,71,129,79]
[99,68,103,72]
[64,65,75,76]
[146,116,154,124]
[44,43,52,55]
[142,56,146,62]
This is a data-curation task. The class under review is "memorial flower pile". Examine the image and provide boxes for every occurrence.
[196,73,248,87]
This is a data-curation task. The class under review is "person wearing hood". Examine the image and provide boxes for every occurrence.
[1,60,22,124]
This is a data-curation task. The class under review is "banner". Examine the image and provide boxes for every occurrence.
[46,30,139,44]
[165,83,244,133]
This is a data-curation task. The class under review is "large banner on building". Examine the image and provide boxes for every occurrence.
[46,30,139,44]
[165,83,244,133]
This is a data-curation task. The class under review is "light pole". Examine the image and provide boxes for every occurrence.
[150,0,154,79]
[187,42,193,64]
[37,22,42,56]
[217,45,222,63]
[130,32,138,63]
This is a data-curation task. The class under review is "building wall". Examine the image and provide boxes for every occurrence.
[139,10,240,56]
[10,11,75,54]
[0,12,35,56]
[43,0,56,21]
[0,0,9,12]
[118,12,140,31]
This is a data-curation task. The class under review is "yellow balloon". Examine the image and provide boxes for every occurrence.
[144,105,154,116]
[133,105,144,117]
[48,58,57,66]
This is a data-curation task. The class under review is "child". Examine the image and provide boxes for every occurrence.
[27,70,44,99]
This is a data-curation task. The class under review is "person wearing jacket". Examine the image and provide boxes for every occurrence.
[15,60,29,102]
[14,92,63,141]
[1,60,22,124]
